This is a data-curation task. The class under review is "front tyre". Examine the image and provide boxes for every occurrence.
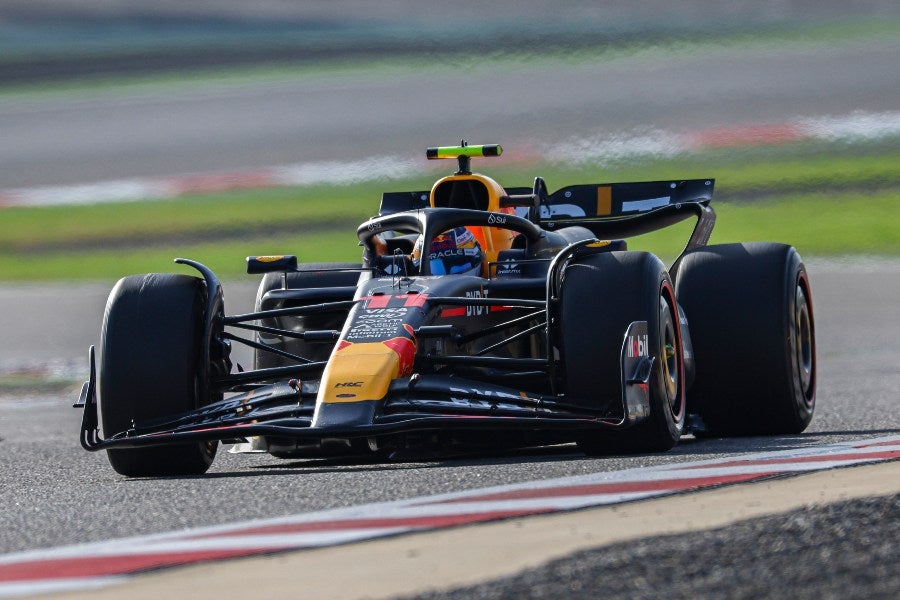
[676,243,816,435]
[559,252,686,454]
[99,273,218,476]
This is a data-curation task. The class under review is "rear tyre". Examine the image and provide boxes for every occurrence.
[559,252,686,455]
[676,242,816,435]
[99,273,218,476]
[254,263,360,370]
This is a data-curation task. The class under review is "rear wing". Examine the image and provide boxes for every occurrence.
[536,178,715,242]
[380,179,713,219]
[541,179,713,220]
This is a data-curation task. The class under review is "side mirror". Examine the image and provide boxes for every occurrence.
[246,255,298,274]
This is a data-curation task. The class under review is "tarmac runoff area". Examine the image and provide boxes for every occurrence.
[42,460,900,600]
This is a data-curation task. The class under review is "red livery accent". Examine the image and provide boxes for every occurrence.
[0,549,266,583]
[188,509,550,540]
[383,336,417,376]
[417,472,770,505]
[400,293,428,307]
[363,295,391,309]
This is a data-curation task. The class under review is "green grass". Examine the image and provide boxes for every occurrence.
[629,190,900,264]
[0,231,364,282]
[717,191,900,254]
[0,374,80,394]
[0,183,400,247]
[2,141,898,281]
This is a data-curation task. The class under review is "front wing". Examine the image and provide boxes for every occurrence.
[77,339,655,452]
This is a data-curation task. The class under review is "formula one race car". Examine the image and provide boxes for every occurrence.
[76,143,817,476]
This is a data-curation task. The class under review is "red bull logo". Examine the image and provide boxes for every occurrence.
[382,336,417,376]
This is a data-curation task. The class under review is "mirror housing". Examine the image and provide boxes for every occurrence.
[246,255,298,274]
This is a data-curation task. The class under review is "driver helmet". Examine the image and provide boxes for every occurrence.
[412,227,484,276]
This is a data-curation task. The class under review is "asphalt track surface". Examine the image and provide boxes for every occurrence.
[1,262,898,561]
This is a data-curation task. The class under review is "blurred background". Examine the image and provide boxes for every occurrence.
[0,0,898,282]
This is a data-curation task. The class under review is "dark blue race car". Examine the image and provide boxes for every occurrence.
[76,143,816,476]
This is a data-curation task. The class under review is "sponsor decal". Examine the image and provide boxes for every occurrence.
[439,290,514,318]
[466,289,488,317]
[495,260,520,275]
[256,255,284,263]
[425,228,478,260]
[429,232,455,252]
[538,204,586,218]
[622,196,670,212]
[346,302,424,342]
[382,336,417,376]
[334,382,364,388]
[362,307,410,317]
[487,213,507,225]
[366,222,382,231]
[626,333,650,358]
[430,248,465,260]
[347,309,405,341]
[336,393,357,399]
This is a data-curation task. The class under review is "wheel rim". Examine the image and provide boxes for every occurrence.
[659,296,680,414]
[795,284,813,399]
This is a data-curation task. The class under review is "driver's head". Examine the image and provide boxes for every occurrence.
[413,227,484,276]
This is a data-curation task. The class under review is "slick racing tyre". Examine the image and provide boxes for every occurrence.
[676,243,816,435]
[253,263,360,370]
[559,251,686,454]
[99,273,218,476]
